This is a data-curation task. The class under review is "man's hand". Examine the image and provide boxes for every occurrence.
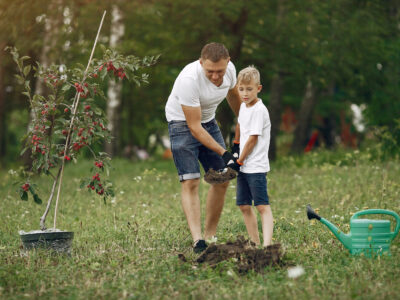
[222,151,236,165]
[222,151,241,172]
[232,141,240,159]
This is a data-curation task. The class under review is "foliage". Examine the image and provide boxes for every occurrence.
[0,0,399,163]
[374,119,400,159]
[0,153,399,298]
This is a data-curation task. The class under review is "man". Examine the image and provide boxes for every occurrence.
[165,43,241,253]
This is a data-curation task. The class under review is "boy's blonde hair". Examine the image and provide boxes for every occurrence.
[237,65,260,85]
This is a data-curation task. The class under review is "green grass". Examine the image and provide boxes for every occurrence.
[1,150,400,299]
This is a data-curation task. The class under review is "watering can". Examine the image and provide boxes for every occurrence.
[306,205,400,256]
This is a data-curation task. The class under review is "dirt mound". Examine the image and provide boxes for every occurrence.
[180,236,284,274]
[204,168,237,184]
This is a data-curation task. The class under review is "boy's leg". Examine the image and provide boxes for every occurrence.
[239,205,260,245]
[181,179,202,242]
[256,205,273,247]
[204,181,229,240]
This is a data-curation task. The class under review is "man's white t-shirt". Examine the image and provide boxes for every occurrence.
[238,100,271,173]
[165,60,237,123]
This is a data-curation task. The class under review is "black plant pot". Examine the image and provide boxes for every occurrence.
[19,230,74,254]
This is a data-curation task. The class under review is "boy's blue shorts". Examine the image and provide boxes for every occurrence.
[236,172,269,206]
[168,119,226,182]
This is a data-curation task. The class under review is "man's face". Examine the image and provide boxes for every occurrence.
[238,79,262,106]
[200,58,230,87]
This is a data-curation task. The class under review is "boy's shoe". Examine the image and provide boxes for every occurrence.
[193,239,208,253]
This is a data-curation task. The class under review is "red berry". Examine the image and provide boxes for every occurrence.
[85,105,91,111]
[74,82,79,87]
[64,155,71,161]
[93,73,98,78]
[99,65,103,72]
[64,108,69,113]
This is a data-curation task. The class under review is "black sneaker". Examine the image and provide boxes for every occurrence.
[193,239,208,253]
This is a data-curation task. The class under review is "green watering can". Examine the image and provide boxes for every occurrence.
[307,205,400,256]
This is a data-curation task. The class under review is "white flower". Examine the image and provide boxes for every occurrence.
[287,266,305,279]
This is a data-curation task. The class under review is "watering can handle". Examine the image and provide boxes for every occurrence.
[351,209,400,240]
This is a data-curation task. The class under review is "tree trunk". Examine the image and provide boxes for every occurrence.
[268,72,284,160]
[23,0,62,166]
[105,4,125,157]
[291,80,317,154]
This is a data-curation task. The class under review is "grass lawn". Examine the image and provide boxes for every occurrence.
[0,150,399,299]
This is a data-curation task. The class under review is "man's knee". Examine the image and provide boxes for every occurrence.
[181,178,200,192]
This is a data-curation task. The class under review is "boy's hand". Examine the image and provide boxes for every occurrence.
[232,141,240,159]
[228,160,241,172]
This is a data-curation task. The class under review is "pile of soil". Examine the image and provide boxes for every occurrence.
[204,168,237,184]
[180,236,284,274]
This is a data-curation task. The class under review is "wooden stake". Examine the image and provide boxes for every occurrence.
[53,11,107,229]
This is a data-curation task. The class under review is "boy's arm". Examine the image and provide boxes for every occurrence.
[234,123,240,142]
[238,135,258,164]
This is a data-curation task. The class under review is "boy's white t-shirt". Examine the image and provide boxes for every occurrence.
[238,99,271,173]
[165,60,237,123]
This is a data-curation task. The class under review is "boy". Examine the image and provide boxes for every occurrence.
[232,66,273,247]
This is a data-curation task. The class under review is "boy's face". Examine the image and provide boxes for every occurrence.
[238,79,262,106]
[200,58,230,87]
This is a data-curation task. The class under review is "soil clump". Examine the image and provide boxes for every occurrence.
[204,168,237,184]
[180,236,284,274]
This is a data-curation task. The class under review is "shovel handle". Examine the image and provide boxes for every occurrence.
[351,209,400,240]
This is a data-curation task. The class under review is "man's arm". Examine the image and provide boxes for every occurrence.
[226,85,241,117]
[238,135,258,163]
[181,105,226,156]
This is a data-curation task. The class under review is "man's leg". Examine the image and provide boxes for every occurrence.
[204,181,229,240]
[181,179,202,242]
[239,205,261,245]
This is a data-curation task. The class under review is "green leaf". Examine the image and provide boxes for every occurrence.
[33,194,42,204]
[62,84,71,92]
[20,190,28,201]
[22,91,30,99]
[20,56,30,62]
[23,65,31,77]
[100,67,107,80]
[20,147,28,156]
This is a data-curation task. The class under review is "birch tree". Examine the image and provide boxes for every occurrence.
[105,4,125,157]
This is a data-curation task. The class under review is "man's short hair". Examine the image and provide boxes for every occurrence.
[237,65,260,85]
[200,43,230,62]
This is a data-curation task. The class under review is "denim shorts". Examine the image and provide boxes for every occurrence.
[236,172,269,206]
[168,119,226,181]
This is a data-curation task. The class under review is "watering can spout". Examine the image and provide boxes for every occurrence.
[307,205,352,250]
